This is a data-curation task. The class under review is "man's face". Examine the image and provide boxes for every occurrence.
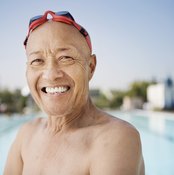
[26,22,96,116]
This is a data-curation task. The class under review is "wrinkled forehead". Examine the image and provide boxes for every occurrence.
[26,21,90,56]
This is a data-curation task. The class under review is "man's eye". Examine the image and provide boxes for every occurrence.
[30,59,44,65]
[59,56,75,64]
[60,56,73,61]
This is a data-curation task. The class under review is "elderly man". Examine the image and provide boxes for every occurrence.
[4,10,145,175]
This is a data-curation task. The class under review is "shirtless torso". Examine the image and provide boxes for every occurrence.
[4,110,145,175]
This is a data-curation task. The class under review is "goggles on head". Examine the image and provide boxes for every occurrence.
[24,10,92,52]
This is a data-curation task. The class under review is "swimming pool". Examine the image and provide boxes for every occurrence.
[110,110,174,175]
[0,110,174,175]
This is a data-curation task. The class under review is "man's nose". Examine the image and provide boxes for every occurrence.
[42,61,64,81]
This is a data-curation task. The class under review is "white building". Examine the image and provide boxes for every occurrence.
[122,96,143,111]
[147,78,174,110]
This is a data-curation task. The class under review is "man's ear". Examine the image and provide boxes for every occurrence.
[88,54,97,81]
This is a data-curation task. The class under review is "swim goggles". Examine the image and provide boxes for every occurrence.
[24,10,92,51]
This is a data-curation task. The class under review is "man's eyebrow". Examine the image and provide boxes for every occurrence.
[28,46,78,57]
[28,51,42,56]
[55,46,78,54]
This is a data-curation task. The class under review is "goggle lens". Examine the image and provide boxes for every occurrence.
[29,15,43,26]
[55,11,75,21]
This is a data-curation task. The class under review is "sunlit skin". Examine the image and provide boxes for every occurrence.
[4,21,145,175]
[26,22,97,132]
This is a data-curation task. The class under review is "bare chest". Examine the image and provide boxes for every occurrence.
[21,132,91,175]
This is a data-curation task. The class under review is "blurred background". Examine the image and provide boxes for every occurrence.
[0,0,174,175]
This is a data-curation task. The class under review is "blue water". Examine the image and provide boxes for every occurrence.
[0,111,174,175]
[109,110,174,175]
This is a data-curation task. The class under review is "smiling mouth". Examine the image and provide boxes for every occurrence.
[41,86,70,94]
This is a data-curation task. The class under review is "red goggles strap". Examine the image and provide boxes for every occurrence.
[25,11,92,52]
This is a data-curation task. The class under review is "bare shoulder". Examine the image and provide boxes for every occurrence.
[109,114,140,139]
[8,118,42,150]
[18,117,44,136]
[3,117,44,175]
[90,112,145,175]
[94,111,140,141]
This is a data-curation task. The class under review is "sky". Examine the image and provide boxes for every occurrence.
[0,0,173,91]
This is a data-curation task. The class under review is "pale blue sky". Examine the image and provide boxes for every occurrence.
[0,0,173,90]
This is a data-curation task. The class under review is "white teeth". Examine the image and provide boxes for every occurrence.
[45,86,69,94]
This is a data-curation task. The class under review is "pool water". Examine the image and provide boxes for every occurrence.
[110,110,174,175]
[0,111,174,175]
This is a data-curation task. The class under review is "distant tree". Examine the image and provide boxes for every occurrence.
[109,90,125,109]
[0,89,14,113]
[94,93,110,109]
[12,89,27,113]
[0,88,27,114]
[126,80,155,102]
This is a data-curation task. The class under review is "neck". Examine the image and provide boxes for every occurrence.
[45,98,96,134]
